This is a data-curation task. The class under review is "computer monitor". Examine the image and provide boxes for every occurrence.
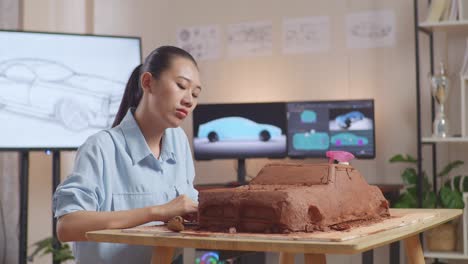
[192,102,287,160]
[287,99,375,158]
[0,30,142,150]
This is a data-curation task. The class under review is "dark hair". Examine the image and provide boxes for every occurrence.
[112,46,198,127]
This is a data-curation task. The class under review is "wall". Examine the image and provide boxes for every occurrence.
[95,0,420,187]
[16,0,426,263]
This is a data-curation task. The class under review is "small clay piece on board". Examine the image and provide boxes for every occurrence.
[167,216,185,232]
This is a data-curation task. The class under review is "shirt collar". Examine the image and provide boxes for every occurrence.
[119,108,177,165]
[160,131,177,164]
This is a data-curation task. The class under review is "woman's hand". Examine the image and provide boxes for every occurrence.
[182,212,198,222]
[153,195,198,222]
[57,195,198,242]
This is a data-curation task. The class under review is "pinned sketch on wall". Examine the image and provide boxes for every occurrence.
[346,10,395,49]
[176,25,221,60]
[283,16,330,54]
[227,21,273,57]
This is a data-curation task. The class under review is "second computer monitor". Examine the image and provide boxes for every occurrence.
[287,99,375,158]
[193,102,287,160]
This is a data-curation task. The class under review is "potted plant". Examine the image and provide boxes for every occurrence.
[28,237,74,263]
[389,154,464,252]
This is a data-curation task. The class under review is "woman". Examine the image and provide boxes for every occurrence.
[53,46,202,263]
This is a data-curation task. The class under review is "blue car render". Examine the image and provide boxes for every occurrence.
[335,111,365,129]
[198,116,282,142]
[293,131,329,150]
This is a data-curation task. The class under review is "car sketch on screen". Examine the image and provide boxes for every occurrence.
[331,132,369,146]
[300,110,317,123]
[198,116,282,142]
[292,131,329,150]
[329,110,373,131]
[0,58,124,131]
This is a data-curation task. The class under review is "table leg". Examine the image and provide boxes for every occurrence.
[404,235,425,264]
[390,241,400,264]
[362,250,373,264]
[151,246,175,264]
[304,253,326,264]
[279,252,295,264]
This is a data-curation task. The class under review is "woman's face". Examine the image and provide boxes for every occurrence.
[142,57,201,128]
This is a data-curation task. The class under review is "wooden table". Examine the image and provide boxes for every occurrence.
[86,209,462,264]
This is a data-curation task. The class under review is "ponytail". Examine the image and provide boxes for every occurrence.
[112,46,198,128]
[112,64,142,127]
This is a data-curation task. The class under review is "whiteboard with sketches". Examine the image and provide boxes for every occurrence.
[227,21,273,57]
[0,31,141,149]
[283,16,330,54]
[346,10,396,49]
[176,25,221,60]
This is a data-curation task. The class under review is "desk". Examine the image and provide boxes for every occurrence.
[86,209,461,264]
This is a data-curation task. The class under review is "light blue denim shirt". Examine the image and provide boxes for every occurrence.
[53,108,198,264]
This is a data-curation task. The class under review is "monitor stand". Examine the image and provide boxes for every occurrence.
[237,158,246,185]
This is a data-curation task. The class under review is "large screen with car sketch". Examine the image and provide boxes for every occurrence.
[287,99,375,158]
[192,103,287,160]
[0,30,141,149]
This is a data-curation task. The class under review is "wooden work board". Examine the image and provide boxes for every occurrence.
[87,208,463,263]
[122,210,436,242]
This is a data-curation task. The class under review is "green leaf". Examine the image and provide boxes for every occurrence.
[439,186,465,209]
[447,175,468,192]
[445,176,457,188]
[444,175,463,192]
[438,160,464,177]
[423,191,437,208]
[393,192,418,208]
[27,237,74,262]
[422,171,432,192]
[54,246,74,262]
[28,237,53,260]
[404,171,431,193]
[389,154,417,163]
[463,176,468,192]
[402,168,418,185]
[407,186,418,197]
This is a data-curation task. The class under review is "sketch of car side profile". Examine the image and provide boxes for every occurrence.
[197,116,282,142]
[0,58,125,131]
[331,132,368,147]
[351,20,392,40]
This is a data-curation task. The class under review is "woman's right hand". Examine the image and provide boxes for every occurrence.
[153,195,198,222]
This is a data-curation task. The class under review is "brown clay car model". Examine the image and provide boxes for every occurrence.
[198,162,390,233]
